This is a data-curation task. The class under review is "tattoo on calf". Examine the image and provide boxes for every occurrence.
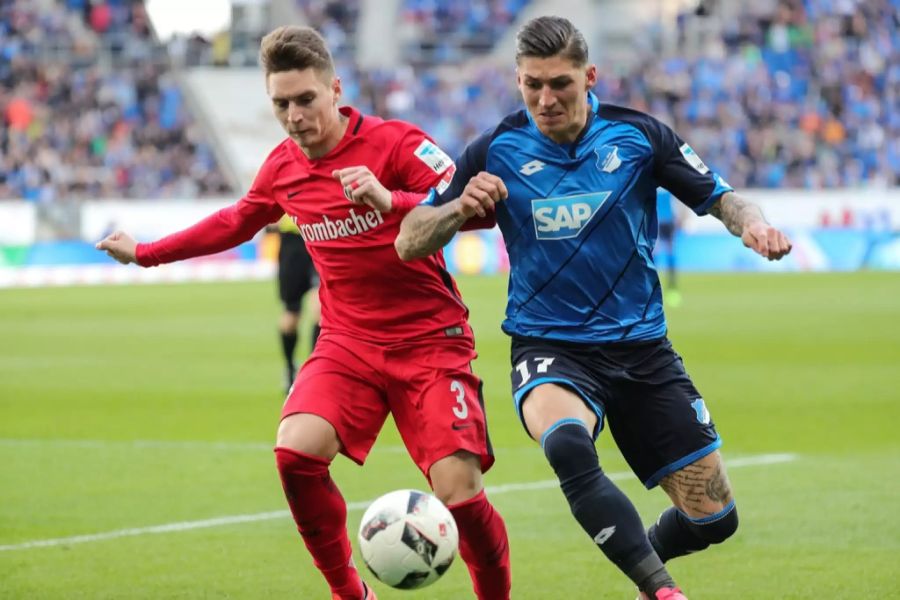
[661,461,733,516]
[705,462,733,504]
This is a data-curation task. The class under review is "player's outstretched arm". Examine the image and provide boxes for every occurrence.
[95,202,281,267]
[96,231,138,264]
[708,192,792,261]
[395,172,507,261]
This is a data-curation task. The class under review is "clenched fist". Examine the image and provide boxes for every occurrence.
[96,231,138,265]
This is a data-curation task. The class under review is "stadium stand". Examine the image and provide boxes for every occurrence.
[0,0,233,202]
[399,0,532,64]
[618,0,900,188]
[2,0,896,210]
[295,0,359,59]
[376,0,899,188]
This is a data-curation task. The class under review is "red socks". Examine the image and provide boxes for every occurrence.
[276,448,511,600]
[274,447,363,600]
[448,490,512,600]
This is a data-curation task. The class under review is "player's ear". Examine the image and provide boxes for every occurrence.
[585,64,598,90]
[332,76,342,105]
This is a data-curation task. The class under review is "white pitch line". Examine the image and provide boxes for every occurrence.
[0,438,274,451]
[0,438,409,453]
[0,453,796,553]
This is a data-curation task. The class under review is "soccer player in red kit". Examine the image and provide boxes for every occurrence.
[96,26,510,600]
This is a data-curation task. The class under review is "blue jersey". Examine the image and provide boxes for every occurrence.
[424,92,733,343]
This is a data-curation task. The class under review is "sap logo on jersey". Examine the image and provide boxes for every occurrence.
[531,191,612,240]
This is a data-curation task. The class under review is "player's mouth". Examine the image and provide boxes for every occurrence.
[539,112,564,122]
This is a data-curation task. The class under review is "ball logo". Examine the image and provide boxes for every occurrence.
[531,191,612,240]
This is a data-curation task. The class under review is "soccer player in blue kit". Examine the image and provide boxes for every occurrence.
[393,15,792,600]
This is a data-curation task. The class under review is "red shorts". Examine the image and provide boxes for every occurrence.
[282,331,494,476]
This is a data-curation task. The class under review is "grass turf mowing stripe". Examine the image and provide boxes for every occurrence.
[0,453,795,552]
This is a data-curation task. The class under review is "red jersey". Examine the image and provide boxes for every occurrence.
[136,106,469,342]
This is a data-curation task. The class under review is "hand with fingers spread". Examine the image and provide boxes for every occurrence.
[95,230,138,265]
[332,166,392,213]
[455,171,508,219]
[741,222,793,261]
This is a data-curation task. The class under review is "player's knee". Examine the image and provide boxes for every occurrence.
[275,413,341,460]
[688,501,739,545]
[541,419,599,479]
[279,309,301,331]
[430,451,483,506]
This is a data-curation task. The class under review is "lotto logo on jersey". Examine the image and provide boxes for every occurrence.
[413,139,454,175]
[531,192,612,240]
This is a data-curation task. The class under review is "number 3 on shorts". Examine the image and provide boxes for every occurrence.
[450,380,468,419]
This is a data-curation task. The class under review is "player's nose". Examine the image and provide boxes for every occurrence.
[538,87,556,108]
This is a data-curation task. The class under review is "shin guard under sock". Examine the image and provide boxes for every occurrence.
[274,447,362,599]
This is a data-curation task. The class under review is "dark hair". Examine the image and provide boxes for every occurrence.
[515,16,589,66]
[259,26,334,76]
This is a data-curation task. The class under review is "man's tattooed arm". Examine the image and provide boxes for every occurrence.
[395,202,468,261]
[707,191,767,238]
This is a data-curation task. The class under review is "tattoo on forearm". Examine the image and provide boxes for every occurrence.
[709,193,766,237]
[660,460,733,516]
[397,205,467,259]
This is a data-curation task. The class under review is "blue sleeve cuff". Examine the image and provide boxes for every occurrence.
[419,189,437,207]
[692,173,734,216]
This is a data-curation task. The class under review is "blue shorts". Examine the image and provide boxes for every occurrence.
[510,335,721,488]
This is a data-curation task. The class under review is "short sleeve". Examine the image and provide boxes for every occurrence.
[647,118,734,215]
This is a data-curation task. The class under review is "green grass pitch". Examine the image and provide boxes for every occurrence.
[1,273,898,598]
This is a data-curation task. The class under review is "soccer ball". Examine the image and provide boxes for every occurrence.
[357,489,458,590]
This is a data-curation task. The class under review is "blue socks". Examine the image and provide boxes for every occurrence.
[542,420,674,591]
[648,501,739,562]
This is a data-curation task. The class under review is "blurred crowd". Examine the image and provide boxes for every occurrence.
[400,0,531,63]
[617,0,900,188]
[296,0,359,61]
[348,0,899,189]
[1,0,897,204]
[0,0,232,201]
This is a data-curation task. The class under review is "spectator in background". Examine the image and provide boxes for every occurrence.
[656,188,682,307]
[2,0,896,204]
[273,214,321,395]
[0,0,231,202]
